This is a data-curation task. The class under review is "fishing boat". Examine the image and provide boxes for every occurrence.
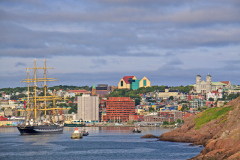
[17,59,66,135]
[132,126,141,133]
[81,128,89,136]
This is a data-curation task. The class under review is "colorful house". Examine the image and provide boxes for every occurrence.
[118,76,151,90]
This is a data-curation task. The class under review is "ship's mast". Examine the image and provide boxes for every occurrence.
[26,69,30,121]
[19,59,67,124]
[34,59,37,121]
[43,58,53,118]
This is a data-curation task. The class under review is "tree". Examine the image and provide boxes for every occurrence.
[38,92,51,96]
[181,104,189,111]
[10,93,26,100]
[209,97,214,101]
[169,96,174,100]
[163,121,169,125]
[177,119,181,123]
[170,121,175,125]
[68,104,77,114]
[148,107,155,112]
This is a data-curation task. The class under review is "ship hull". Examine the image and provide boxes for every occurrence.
[17,125,64,135]
[82,132,89,136]
[132,130,141,133]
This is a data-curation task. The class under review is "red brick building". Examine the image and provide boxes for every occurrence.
[102,97,135,122]
[129,115,144,122]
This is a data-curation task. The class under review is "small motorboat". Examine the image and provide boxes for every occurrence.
[81,128,89,136]
[132,126,141,133]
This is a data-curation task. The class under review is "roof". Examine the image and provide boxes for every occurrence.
[220,81,230,85]
[96,90,109,95]
[122,76,135,84]
[211,82,227,86]
[107,97,134,102]
[211,91,219,94]
[67,90,90,93]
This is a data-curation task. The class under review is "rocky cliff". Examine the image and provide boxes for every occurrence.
[159,97,240,160]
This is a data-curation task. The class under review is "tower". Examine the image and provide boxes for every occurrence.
[196,75,201,93]
[206,74,211,93]
[91,83,96,96]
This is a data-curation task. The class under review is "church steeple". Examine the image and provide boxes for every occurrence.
[92,83,96,95]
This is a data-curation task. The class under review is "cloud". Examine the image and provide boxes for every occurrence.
[0,0,240,88]
[15,62,26,67]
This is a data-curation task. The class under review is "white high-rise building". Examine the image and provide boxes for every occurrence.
[77,94,99,123]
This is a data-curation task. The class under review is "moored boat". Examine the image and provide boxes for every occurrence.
[17,124,64,135]
[17,59,67,135]
[132,126,141,133]
[81,128,89,136]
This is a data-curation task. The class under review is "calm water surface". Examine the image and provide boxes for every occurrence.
[0,127,203,160]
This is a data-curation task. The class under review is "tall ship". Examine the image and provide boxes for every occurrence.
[17,59,65,135]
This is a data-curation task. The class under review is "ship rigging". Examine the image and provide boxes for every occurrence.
[17,59,66,135]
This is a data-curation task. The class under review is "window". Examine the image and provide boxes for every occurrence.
[143,80,146,86]
[121,81,123,86]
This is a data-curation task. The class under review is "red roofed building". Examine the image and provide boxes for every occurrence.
[118,76,136,89]
[220,81,232,89]
[118,76,151,90]
[102,97,135,122]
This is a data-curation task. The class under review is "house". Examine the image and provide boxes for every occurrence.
[207,88,223,101]
[118,76,150,90]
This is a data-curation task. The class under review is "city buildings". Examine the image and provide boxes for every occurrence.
[118,76,151,90]
[65,90,91,98]
[102,97,135,122]
[77,94,99,123]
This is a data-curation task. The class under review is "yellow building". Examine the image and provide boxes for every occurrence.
[118,76,137,89]
[157,87,179,99]
[118,76,151,90]
[139,76,151,88]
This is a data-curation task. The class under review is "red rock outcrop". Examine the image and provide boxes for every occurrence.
[141,134,158,138]
[159,97,240,160]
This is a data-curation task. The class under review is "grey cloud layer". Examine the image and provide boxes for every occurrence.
[0,0,240,88]
[1,0,240,58]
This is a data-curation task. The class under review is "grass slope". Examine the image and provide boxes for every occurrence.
[194,106,233,130]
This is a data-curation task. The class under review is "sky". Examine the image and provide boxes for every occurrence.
[0,0,240,89]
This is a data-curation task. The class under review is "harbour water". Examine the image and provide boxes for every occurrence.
[0,127,203,160]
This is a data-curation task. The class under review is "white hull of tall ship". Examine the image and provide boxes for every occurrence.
[17,125,64,135]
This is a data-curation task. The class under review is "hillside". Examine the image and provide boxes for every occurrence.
[159,97,240,160]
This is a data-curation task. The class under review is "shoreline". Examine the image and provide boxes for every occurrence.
[0,124,179,128]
